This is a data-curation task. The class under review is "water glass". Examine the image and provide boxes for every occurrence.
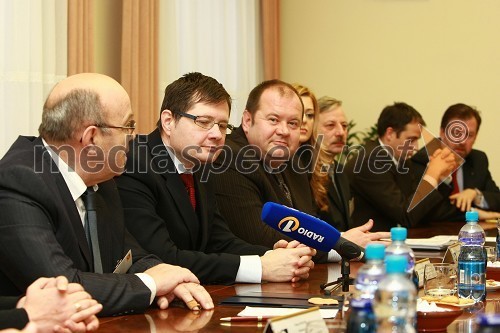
[484,246,496,263]
[424,263,457,298]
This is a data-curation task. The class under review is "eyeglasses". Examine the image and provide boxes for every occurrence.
[173,111,234,134]
[95,120,136,135]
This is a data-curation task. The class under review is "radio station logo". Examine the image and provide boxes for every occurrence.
[277,216,324,243]
[278,216,300,232]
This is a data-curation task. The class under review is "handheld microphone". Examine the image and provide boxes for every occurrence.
[261,202,365,262]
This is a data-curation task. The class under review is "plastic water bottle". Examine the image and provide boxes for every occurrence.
[354,243,386,300]
[457,211,486,302]
[373,255,417,333]
[476,314,500,333]
[346,298,376,333]
[385,227,416,281]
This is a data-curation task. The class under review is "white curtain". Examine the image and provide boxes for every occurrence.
[0,0,67,157]
[159,0,263,126]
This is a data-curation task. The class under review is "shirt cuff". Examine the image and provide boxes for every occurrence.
[328,250,342,262]
[423,174,438,189]
[136,273,157,304]
[474,189,489,209]
[235,255,262,283]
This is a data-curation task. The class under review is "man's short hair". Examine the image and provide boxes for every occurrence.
[440,103,482,132]
[245,79,303,119]
[39,89,106,142]
[158,72,231,128]
[377,102,425,138]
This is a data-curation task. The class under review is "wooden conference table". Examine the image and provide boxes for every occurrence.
[98,221,499,333]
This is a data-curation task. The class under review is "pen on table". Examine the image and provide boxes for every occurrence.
[220,316,273,322]
[220,322,266,327]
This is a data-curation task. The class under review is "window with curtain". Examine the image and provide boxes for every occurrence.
[0,0,67,156]
[158,0,264,126]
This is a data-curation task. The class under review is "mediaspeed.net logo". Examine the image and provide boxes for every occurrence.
[278,216,300,232]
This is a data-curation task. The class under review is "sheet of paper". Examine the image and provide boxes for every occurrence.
[405,235,456,250]
[237,306,338,319]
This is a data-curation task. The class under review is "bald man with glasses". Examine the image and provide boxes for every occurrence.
[115,72,316,285]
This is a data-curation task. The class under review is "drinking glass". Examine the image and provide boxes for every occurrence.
[484,246,496,263]
[424,263,457,298]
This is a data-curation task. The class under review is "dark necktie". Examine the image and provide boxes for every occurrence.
[82,188,103,273]
[180,173,196,210]
[451,171,460,195]
[275,172,293,206]
[330,169,345,214]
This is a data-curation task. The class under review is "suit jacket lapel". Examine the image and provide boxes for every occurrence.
[37,142,93,267]
[93,191,113,272]
[148,130,200,247]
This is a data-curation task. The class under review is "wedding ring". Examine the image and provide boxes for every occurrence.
[74,303,82,312]
[186,299,200,311]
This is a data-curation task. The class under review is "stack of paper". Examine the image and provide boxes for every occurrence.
[405,235,456,250]
[237,306,338,319]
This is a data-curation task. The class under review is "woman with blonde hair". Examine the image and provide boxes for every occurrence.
[292,84,319,172]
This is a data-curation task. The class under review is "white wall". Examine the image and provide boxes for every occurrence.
[281,0,500,182]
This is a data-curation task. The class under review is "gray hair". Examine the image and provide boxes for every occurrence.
[317,96,343,113]
[39,89,108,142]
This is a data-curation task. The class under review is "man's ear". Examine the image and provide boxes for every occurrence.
[80,126,98,147]
[439,127,445,140]
[160,109,174,133]
[384,127,395,143]
[241,110,252,134]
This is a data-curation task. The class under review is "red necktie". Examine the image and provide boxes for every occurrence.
[451,171,460,195]
[180,173,196,210]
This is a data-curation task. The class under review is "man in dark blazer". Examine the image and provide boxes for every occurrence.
[116,72,315,285]
[1,276,100,332]
[209,80,388,263]
[310,96,354,232]
[412,103,500,217]
[0,73,212,317]
[345,102,461,231]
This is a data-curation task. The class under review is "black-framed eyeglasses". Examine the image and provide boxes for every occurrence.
[173,111,234,133]
[95,120,136,135]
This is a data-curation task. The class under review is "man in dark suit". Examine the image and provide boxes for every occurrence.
[209,80,388,263]
[1,276,100,332]
[412,103,500,217]
[0,73,212,317]
[345,102,460,231]
[116,72,315,285]
[310,96,353,231]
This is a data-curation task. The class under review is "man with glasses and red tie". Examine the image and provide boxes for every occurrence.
[116,72,316,285]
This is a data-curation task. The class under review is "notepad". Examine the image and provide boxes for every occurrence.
[237,306,338,319]
[403,235,497,250]
[405,235,457,250]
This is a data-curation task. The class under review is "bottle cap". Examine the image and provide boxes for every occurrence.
[476,314,500,327]
[390,227,407,241]
[365,244,385,260]
[465,211,479,222]
[385,255,407,274]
